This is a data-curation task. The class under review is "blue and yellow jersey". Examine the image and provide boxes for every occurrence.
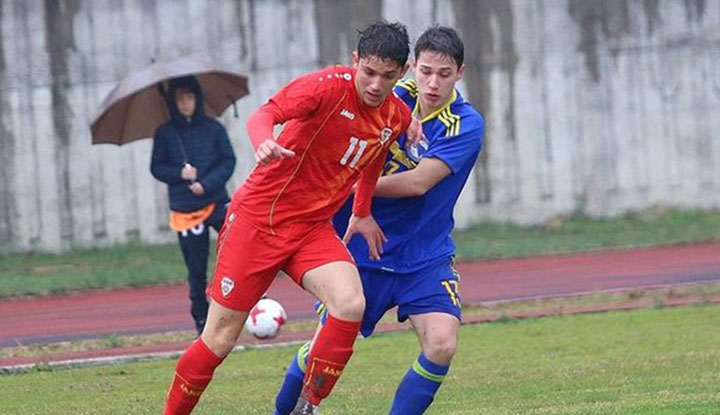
[333,80,485,273]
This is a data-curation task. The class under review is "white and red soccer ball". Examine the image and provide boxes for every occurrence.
[245,298,287,339]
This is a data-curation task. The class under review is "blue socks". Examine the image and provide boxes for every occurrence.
[274,346,450,415]
[389,353,449,415]
[273,302,325,415]
[274,342,310,415]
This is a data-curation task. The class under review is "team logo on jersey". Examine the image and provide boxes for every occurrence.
[407,138,430,162]
[340,109,355,120]
[380,127,392,144]
[221,276,234,297]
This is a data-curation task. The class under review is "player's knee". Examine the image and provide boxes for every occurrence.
[203,333,235,358]
[201,322,241,358]
[327,294,365,321]
[423,333,457,365]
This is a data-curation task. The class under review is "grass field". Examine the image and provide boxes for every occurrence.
[1,208,719,298]
[0,242,185,297]
[3,304,719,415]
[453,208,720,260]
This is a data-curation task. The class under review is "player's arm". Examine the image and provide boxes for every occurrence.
[376,118,485,197]
[246,71,329,164]
[246,103,295,165]
[343,153,387,260]
[372,157,451,197]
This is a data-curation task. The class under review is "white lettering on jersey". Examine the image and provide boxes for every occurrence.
[340,109,355,120]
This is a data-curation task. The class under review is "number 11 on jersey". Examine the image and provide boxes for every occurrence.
[340,136,367,168]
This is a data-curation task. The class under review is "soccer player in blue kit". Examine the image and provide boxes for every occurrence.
[274,26,485,415]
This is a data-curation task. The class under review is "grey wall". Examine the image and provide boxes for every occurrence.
[1,0,719,253]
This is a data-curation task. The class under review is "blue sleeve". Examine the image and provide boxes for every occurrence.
[150,127,184,184]
[394,80,417,110]
[424,114,485,174]
[199,123,236,193]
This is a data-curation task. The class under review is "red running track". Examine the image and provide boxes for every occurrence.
[2,242,719,347]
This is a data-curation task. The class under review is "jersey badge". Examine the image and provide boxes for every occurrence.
[407,138,430,162]
[380,127,392,144]
[221,276,234,297]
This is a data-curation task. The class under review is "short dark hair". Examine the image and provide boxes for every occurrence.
[357,21,410,67]
[174,86,195,97]
[414,25,464,68]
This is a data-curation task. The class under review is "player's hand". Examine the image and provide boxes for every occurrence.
[181,163,197,181]
[406,116,424,146]
[188,182,205,196]
[255,139,296,165]
[343,214,387,260]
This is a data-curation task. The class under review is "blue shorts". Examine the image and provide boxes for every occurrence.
[315,260,463,337]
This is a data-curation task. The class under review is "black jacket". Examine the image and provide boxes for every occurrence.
[151,76,236,212]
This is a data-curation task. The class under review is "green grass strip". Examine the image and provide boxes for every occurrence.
[2,304,719,414]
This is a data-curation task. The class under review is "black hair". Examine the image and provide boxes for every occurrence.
[357,21,410,67]
[414,25,464,68]
[174,86,195,97]
[166,75,205,122]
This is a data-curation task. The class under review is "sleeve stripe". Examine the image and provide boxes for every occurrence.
[396,79,418,97]
[440,107,461,137]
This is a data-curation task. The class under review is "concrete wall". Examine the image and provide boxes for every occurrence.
[0,0,718,253]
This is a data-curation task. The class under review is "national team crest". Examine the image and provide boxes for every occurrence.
[408,138,430,162]
[380,127,392,144]
[221,276,234,297]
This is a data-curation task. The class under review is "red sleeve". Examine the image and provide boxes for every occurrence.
[353,151,385,217]
[246,102,283,150]
[353,101,411,217]
[268,70,333,121]
[246,69,337,150]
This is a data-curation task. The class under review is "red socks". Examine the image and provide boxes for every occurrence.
[164,316,360,412]
[302,314,361,405]
[164,338,224,415]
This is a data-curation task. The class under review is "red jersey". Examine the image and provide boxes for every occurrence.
[235,66,411,238]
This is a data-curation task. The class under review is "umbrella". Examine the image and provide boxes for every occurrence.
[90,54,249,145]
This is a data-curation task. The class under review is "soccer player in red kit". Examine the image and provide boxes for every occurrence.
[163,22,418,415]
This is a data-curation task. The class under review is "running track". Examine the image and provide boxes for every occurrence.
[2,242,719,348]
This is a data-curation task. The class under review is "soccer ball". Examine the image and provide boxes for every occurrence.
[245,298,287,339]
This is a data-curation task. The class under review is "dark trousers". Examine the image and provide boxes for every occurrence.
[177,201,228,334]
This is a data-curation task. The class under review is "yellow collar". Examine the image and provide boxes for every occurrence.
[412,89,457,122]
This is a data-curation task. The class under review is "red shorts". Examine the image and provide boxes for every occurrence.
[208,212,355,312]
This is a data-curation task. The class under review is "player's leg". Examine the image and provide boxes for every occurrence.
[298,261,364,406]
[273,266,395,415]
[164,212,280,415]
[177,223,211,334]
[165,301,248,415]
[273,325,318,415]
[282,224,365,412]
[389,262,462,415]
[388,312,459,415]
